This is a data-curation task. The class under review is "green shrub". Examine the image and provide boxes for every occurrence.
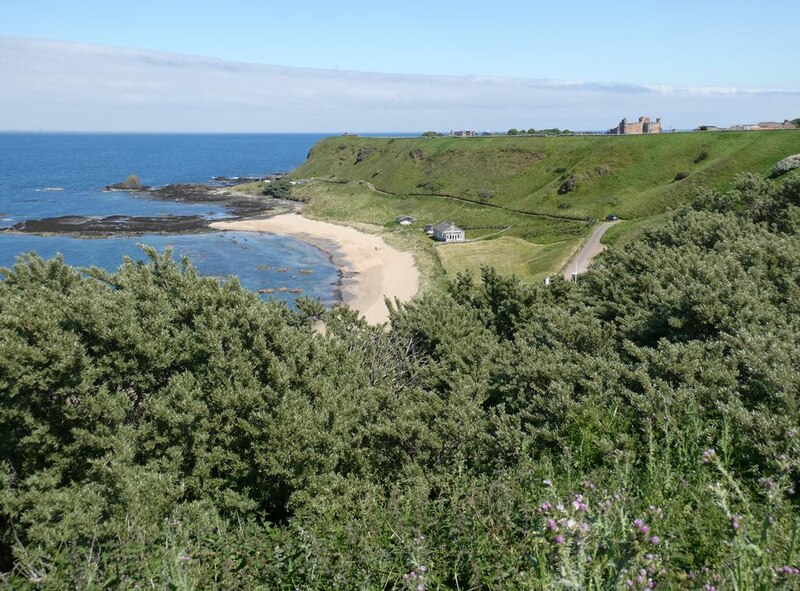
[262,178,292,198]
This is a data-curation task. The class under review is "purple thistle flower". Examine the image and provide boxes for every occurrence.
[625,580,633,588]
[419,565,427,573]
[554,534,565,545]
[547,519,558,531]
[701,448,717,464]
[417,585,424,591]
[538,502,552,514]
[403,574,409,581]
[640,524,651,535]
[730,514,741,531]
[650,536,661,545]
[634,518,645,528]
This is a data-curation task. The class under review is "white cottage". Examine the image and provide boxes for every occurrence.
[433,221,465,242]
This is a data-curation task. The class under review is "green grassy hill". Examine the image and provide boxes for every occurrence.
[292,131,800,220]
[287,131,800,285]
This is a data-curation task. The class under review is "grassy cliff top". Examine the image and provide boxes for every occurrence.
[288,130,800,285]
[291,131,800,220]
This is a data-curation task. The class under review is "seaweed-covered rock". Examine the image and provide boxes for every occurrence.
[105,175,147,191]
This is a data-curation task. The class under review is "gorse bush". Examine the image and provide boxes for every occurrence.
[2,174,800,588]
[773,154,800,177]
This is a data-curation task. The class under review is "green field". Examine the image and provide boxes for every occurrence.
[285,131,800,283]
[435,236,576,282]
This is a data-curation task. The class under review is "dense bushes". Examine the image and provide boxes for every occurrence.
[262,178,293,199]
[2,174,800,588]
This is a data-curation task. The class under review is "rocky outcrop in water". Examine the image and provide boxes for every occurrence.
[5,182,297,237]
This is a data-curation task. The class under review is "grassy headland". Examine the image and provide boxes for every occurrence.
[286,130,800,283]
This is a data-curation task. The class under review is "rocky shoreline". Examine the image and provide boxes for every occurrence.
[5,182,298,237]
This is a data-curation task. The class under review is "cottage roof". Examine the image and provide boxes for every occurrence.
[434,220,462,233]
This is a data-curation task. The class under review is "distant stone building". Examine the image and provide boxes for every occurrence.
[433,221,465,242]
[451,130,477,137]
[608,116,662,135]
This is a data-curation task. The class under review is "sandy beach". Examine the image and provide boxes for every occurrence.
[210,213,419,324]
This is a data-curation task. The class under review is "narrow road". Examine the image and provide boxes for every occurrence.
[562,220,620,279]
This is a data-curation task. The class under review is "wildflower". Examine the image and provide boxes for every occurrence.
[730,514,741,531]
[547,519,558,531]
[583,480,596,491]
[625,579,633,588]
[758,477,776,490]
[554,534,565,545]
[419,565,427,573]
[650,536,661,545]
[417,585,424,591]
[634,518,644,528]
[179,553,190,563]
[701,448,717,464]
[403,574,409,581]
[538,502,552,514]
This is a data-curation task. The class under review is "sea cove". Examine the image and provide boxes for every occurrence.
[0,133,336,304]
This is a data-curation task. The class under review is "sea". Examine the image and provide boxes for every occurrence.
[0,133,400,308]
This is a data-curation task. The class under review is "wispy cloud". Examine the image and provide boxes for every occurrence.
[1,37,797,132]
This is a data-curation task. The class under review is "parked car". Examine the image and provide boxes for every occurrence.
[606,214,618,221]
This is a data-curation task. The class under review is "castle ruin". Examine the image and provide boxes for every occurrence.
[608,116,662,135]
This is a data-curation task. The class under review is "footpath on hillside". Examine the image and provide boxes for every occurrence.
[562,220,620,279]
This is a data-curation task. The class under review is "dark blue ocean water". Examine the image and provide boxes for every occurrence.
[0,133,339,305]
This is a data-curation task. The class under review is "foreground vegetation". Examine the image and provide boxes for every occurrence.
[2,172,800,588]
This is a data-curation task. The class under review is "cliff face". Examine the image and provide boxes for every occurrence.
[292,130,800,220]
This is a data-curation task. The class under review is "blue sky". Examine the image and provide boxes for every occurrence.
[1,1,798,131]
[3,0,798,87]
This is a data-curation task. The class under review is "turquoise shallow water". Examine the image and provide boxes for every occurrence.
[0,133,339,306]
